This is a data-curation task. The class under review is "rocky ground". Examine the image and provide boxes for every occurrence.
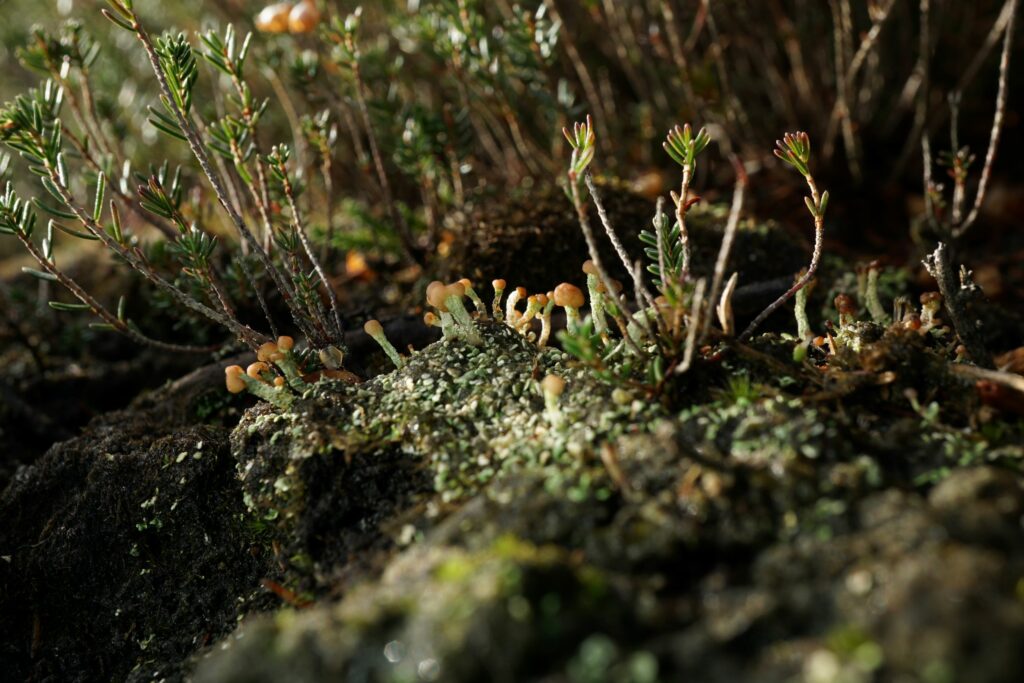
[2,198,1024,682]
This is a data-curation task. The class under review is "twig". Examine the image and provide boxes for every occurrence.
[948,363,1024,394]
[957,0,1018,235]
[347,52,418,264]
[703,156,746,341]
[17,232,221,353]
[676,277,706,374]
[740,134,826,341]
[891,0,932,180]
[824,0,862,179]
[128,16,311,344]
[566,173,645,357]
[897,0,1015,177]
[542,0,613,159]
[278,161,346,340]
[584,173,654,303]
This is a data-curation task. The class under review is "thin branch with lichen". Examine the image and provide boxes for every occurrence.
[740,132,828,341]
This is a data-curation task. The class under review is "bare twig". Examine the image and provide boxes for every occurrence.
[565,170,645,356]
[957,0,1018,235]
[897,0,1015,178]
[342,40,417,264]
[825,0,861,179]
[543,0,613,158]
[583,174,653,300]
[823,0,896,171]
[676,277,706,374]
[891,0,932,180]
[277,160,346,339]
[703,156,747,341]
[740,133,827,341]
[948,363,1024,394]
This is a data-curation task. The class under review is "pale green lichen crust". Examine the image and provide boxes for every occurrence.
[234,321,664,531]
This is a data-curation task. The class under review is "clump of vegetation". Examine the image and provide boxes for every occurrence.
[2,1,1024,682]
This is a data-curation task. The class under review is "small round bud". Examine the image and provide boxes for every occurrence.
[364,319,384,337]
[582,260,598,275]
[277,336,295,352]
[611,388,631,405]
[246,362,270,379]
[553,282,585,309]
[288,0,320,33]
[424,312,439,327]
[458,278,473,289]
[834,293,857,315]
[273,377,286,388]
[225,365,246,394]
[492,278,506,290]
[541,374,565,397]
[426,281,448,311]
[257,341,279,362]
[255,3,293,33]
[920,291,942,306]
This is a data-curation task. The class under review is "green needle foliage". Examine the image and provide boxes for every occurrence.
[0,0,1014,403]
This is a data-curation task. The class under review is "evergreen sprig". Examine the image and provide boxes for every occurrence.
[0,182,38,237]
[639,202,684,289]
[563,114,595,179]
[154,33,198,115]
[664,124,710,171]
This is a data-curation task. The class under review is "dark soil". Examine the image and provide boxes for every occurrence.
[0,363,274,681]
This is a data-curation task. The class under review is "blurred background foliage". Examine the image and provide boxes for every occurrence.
[0,0,1020,319]
[0,0,1017,230]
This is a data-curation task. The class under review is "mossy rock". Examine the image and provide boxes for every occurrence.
[233,321,664,569]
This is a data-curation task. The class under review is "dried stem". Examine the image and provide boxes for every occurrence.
[17,232,218,353]
[676,277,706,374]
[346,52,417,264]
[542,0,613,158]
[703,157,747,341]
[566,173,645,357]
[279,168,345,340]
[957,0,1018,235]
[584,173,655,306]
[673,167,693,286]
[739,175,824,341]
